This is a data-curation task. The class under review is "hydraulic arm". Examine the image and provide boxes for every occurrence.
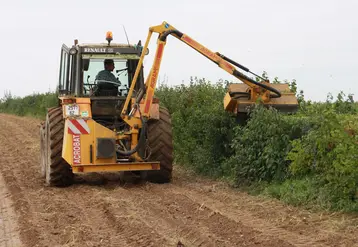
[121,21,291,123]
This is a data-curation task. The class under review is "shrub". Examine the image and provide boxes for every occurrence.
[287,108,358,211]
[263,176,320,207]
[224,105,312,185]
[156,77,236,177]
[0,91,58,118]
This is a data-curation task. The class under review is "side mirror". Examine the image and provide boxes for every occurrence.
[83,59,90,71]
[136,39,149,55]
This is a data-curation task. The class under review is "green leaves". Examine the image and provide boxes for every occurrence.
[156,77,236,177]
[286,107,358,211]
[0,91,58,119]
[224,105,296,184]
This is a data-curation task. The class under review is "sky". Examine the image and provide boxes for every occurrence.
[0,0,357,102]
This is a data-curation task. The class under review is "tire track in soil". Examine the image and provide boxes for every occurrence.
[169,186,326,247]
[0,114,170,247]
[0,117,42,247]
[96,196,170,246]
[172,177,358,247]
[97,184,218,247]
[0,173,22,247]
[103,183,293,247]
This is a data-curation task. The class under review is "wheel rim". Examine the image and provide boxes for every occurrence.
[40,126,46,177]
[45,119,51,185]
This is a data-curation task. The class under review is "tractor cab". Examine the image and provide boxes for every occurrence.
[57,32,150,127]
[58,33,148,98]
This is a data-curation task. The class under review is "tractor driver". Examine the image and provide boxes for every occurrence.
[94,59,120,96]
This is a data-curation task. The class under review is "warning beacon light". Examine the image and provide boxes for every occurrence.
[106,31,113,45]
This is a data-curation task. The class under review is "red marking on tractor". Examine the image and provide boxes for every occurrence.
[67,119,90,135]
[72,134,81,164]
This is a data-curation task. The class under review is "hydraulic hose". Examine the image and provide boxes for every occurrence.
[135,88,145,104]
[220,54,283,98]
[233,70,281,98]
[117,114,147,156]
[120,70,147,156]
[219,54,281,98]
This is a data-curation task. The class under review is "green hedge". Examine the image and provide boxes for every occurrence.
[223,106,312,185]
[156,77,236,177]
[0,91,58,119]
[156,78,358,212]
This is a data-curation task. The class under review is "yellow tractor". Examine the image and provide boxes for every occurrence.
[40,30,172,186]
[40,21,298,187]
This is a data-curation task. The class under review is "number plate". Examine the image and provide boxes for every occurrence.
[65,104,80,117]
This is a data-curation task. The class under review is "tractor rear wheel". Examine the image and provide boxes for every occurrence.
[40,107,56,178]
[146,107,174,183]
[45,107,74,187]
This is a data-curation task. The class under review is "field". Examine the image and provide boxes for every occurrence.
[0,76,357,246]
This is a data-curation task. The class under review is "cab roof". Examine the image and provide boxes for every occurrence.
[77,42,143,56]
[78,43,136,48]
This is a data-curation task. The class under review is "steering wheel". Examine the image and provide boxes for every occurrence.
[88,79,122,96]
[95,79,122,87]
[83,83,96,94]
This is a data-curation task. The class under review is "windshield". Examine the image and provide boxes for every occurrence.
[83,58,129,96]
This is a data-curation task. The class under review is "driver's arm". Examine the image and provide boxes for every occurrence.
[109,72,120,83]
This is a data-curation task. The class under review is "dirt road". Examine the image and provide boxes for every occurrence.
[0,113,357,247]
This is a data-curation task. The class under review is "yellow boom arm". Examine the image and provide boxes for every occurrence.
[122,21,282,120]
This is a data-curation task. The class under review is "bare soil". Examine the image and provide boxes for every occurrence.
[0,113,357,247]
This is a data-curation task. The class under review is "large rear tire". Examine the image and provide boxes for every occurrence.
[40,107,56,178]
[145,107,174,183]
[45,107,74,187]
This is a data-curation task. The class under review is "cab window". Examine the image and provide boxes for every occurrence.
[82,58,129,96]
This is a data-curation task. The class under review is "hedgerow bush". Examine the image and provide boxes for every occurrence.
[223,105,314,185]
[0,90,58,118]
[259,92,358,212]
[156,77,236,177]
[286,109,358,211]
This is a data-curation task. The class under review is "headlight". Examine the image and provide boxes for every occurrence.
[69,47,77,55]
